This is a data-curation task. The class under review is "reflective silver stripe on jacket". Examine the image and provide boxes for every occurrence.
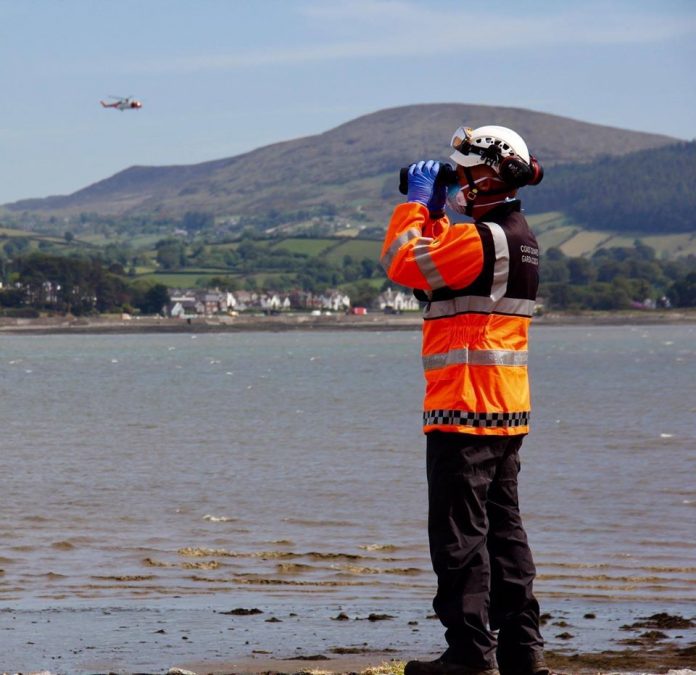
[423,409,530,428]
[380,227,421,273]
[424,296,536,319]
[413,239,446,289]
[487,222,510,302]
[423,221,535,319]
[422,348,528,371]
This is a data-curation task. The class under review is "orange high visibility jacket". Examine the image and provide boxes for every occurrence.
[381,202,539,435]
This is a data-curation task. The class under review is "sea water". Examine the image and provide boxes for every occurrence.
[0,326,694,671]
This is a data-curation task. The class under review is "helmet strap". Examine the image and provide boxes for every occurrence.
[461,167,514,216]
[463,167,478,217]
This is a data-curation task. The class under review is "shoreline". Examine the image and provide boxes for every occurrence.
[7,644,696,675]
[3,600,695,674]
[169,644,696,675]
[1,309,696,335]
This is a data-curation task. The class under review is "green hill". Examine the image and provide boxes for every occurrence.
[527,213,696,259]
[3,103,678,232]
[525,141,696,233]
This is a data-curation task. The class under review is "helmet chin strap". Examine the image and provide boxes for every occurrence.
[462,167,515,217]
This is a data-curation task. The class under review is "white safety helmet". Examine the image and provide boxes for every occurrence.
[449,125,530,168]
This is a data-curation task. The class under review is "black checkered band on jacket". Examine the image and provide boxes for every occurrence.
[423,410,530,428]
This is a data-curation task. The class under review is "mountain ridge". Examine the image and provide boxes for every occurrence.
[4,103,680,221]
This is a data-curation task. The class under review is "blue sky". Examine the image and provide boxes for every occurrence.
[1,0,694,205]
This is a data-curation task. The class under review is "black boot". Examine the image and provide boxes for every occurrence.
[498,652,549,675]
[404,657,500,675]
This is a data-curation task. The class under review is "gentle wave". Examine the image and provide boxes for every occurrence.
[2,328,695,609]
[4,542,695,603]
[202,514,238,522]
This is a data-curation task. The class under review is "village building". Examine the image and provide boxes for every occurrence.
[167,287,352,317]
[377,287,421,313]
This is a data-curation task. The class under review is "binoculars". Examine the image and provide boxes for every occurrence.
[398,163,458,195]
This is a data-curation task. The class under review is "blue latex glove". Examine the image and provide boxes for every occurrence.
[407,160,447,213]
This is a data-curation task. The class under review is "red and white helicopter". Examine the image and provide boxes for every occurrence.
[100,96,142,111]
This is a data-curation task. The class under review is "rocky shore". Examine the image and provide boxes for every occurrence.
[1,312,417,334]
[8,648,696,675]
[1,309,696,335]
[172,643,696,674]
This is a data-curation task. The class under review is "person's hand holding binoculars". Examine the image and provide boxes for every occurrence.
[400,161,461,218]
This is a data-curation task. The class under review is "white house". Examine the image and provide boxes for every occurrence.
[170,298,202,318]
[169,289,227,317]
[168,287,353,314]
[259,293,283,311]
[318,290,351,311]
[378,287,421,312]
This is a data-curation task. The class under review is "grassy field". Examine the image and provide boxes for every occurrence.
[135,269,292,288]
[135,271,228,287]
[526,211,570,232]
[270,237,336,256]
[264,216,696,261]
[602,231,696,258]
[557,229,613,257]
[528,213,696,259]
[4,211,694,292]
[267,236,382,260]
[0,226,66,244]
[0,226,31,237]
[323,238,382,261]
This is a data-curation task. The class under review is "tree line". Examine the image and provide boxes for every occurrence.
[0,254,170,317]
[1,241,695,317]
[539,243,696,310]
[525,141,696,233]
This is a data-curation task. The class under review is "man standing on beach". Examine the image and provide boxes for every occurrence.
[380,125,547,675]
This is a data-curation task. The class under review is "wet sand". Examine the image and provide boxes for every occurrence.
[3,604,695,674]
[26,645,696,675]
[7,648,696,675]
[174,643,696,674]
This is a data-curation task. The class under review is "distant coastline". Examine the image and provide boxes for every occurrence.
[1,309,696,335]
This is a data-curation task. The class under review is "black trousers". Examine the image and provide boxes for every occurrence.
[426,431,544,670]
